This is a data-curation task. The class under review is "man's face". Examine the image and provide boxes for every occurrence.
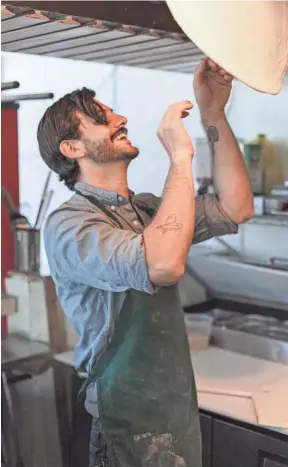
[77,101,139,164]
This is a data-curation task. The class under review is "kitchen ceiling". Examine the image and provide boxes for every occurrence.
[1,1,205,73]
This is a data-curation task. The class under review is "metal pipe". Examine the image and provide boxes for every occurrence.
[214,237,243,258]
[34,170,52,228]
[35,190,54,230]
[1,81,20,91]
[1,92,54,102]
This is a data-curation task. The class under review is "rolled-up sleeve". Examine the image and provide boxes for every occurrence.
[45,209,157,294]
[193,194,238,244]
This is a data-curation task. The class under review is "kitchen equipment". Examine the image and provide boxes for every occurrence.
[194,138,245,194]
[244,143,263,194]
[209,309,242,327]
[251,134,281,194]
[1,81,20,91]
[271,184,288,196]
[244,135,281,195]
[253,391,288,429]
[185,313,213,350]
[227,314,278,334]
[188,251,288,308]
[5,273,78,350]
[258,326,288,342]
[210,311,288,365]
[1,186,30,228]
[253,196,265,216]
[192,347,288,428]
[264,195,288,215]
[14,227,40,274]
[35,190,54,230]
[34,171,53,229]
[1,92,54,103]
[192,347,288,397]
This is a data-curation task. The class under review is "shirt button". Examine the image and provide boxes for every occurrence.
[133,220,139,226]
[111,205,116,211]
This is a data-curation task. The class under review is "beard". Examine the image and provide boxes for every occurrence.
[83,137,139,164]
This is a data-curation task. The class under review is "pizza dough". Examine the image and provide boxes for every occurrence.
[166,1,288,94]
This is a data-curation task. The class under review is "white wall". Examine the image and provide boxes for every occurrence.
[2,51,288,275]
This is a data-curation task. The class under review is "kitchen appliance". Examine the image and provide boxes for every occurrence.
[264,195,288,215]
[209,310,288,365]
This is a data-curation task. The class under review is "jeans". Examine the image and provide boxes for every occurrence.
[89,417,112,467]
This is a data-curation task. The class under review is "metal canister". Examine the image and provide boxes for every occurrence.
[14,227,40,274]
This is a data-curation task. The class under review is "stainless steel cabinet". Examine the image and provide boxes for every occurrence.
[212,420,288,467]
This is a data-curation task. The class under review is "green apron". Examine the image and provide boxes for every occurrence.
[75,190,202,467]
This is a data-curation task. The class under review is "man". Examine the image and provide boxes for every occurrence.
[38,58,254,467]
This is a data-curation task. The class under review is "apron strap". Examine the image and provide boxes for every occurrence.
[74,189,124,228]
[77,374,93,402]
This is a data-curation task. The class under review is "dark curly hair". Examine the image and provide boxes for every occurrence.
[37,87,107,190]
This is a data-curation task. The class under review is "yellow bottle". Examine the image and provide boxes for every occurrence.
[249,134,281,194]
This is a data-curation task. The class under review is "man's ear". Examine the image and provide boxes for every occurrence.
[59,140,86,160]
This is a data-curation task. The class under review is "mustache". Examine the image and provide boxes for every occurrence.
[112,127,128,139]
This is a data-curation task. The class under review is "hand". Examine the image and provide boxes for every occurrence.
[157,101,194,163]
[193,58,234,122]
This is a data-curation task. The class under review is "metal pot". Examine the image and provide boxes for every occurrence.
[14,227,40,274]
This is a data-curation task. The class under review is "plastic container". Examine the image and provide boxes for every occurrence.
[184,313,214,350]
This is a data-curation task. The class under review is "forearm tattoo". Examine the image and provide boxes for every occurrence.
[207,126,219,157]
[157,214,183,234]
[207,126,219,180]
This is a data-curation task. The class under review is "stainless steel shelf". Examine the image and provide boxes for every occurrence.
[1,3,205,73]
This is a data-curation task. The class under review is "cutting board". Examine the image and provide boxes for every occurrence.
[192,347,288,428]
[197,391,257,424]
[253,376,288,428]
[192,347,288,396]
[253,392,288,428]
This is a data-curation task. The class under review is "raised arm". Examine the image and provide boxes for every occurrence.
[143,102,196,286]
[194,58,254,225]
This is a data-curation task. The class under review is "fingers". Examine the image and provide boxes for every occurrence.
[223,73,234,83]
[205,57,234,82]
[198,58,207,73]
[165,101,193,119]
[207,58,219,71]
[159,101,193,135]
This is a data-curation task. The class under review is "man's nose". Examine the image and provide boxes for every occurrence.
[115,114,128,127]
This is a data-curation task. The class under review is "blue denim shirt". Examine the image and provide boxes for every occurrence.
[44,182,238,414]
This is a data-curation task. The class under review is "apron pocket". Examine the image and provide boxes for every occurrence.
[111,432,187,467]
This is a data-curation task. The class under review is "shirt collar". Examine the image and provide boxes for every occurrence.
[74,182,134,205]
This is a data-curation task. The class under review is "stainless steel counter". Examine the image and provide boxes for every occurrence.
[210,309,288,365]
